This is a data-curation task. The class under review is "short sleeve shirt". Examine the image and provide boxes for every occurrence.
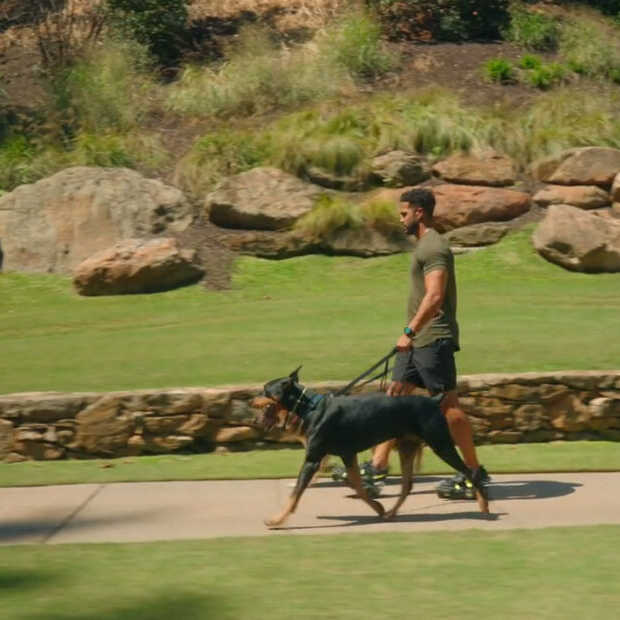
[407,229,459,349]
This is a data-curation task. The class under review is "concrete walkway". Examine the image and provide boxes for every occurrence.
[2,473,619,545]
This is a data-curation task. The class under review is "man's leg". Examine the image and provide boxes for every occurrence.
[372,380,417,470]
[440,390,479,470]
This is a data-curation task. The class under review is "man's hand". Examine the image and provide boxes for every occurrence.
[396,333,413,351]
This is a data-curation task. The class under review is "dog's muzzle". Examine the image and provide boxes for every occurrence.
[251,396,279,432]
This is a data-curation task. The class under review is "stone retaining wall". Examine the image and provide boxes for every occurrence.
[1,371,619,462]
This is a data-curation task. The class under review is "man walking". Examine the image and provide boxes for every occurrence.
[364,187,489,499]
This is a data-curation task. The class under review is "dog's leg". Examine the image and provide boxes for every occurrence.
[344,455,385,518]
[265,458,320,528]
[384,439,420,520]
[434,445,490,514]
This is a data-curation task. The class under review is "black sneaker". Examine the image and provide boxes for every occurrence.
[363,480,384,499]
[436,466,491,500]
[360,460,390,483]
[331,464,347,483]
[332,461,390,484]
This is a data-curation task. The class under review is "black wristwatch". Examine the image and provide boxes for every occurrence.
[404,326,415,339]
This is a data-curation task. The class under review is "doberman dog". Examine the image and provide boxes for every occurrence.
[252,367,490,528]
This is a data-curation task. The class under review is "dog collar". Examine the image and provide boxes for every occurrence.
[290,387,307,415]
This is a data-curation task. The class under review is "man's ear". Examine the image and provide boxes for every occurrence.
[289,365,302,383]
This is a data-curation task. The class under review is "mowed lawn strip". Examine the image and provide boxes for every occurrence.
[1,229,619,394]
[2,441,619,487]
[1,526,619,619]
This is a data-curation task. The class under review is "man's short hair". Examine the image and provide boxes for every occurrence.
[400,188,435,218]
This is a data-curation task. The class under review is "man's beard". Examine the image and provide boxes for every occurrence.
[407,220,420,236]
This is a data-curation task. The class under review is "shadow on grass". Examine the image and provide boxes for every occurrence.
[0,568,61,591]
[0,509,172,544]
[22,593,232,620]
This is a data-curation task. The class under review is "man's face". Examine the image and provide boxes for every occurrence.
[399,202,423,235]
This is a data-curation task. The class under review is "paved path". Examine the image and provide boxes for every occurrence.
[2,473,619,545]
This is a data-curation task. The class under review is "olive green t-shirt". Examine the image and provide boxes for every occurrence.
[407,229,460,349]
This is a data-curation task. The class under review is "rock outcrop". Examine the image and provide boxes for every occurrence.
[532,147,620,188]
[0,167,193,274]
[432,150,517,187]
[73,238,204,295]
[532,185,610,209]
[432,184,531,231]
[533,204,620,272]
[370,150,431,187]
[206,167,323,230]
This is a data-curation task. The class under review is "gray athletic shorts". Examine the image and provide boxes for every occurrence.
[391,338,457,395]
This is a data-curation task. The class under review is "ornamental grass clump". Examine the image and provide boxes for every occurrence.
[294,195,362,238]
[166,25,350,118]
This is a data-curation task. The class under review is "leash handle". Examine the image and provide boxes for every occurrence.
[335,348,398,396]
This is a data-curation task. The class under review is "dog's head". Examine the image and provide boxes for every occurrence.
[252,366,303,432]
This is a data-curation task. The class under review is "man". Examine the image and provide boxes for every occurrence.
[363,187,489,499]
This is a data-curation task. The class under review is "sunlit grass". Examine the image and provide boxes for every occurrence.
[1,229,619,394]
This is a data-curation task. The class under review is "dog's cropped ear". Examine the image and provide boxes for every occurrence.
[289,365,302,383]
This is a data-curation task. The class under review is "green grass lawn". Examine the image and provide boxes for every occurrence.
[2,441,619,487]
[2,526,619,619]
[1,229,619,394]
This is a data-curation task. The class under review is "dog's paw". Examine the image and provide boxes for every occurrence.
[264,516,284,528]
[383,509,397,521]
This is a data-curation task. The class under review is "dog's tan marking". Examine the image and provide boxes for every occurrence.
[384,438,422,520]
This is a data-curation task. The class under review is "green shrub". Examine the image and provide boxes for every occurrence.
[583,0,620,16]
[480,86,620,165]
[173,129,272,197]
[560,15,620,83]
[504,5,560,51]
[166,25,349,118]
[68,131,168,171]
[320,10,398,80]
[519,54,543,70]
[294,195,362,238]
[525,63,565,89]
[367,0,511,42]
[0,135,38,191]
[106,0,189,66]
[360,199,402,237]
[483,58,516,83]
[47,38,155,136]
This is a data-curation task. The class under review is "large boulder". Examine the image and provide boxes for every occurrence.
[370,150,431,187]
[73,238,204,296]
[320,227,412,257]
[226,231,317,259]
[432,184,531,231]
[533,185,610,210]
[432,150,517,187]
[0,167,193,274]
[532,147,620,188]
[226,227,411,258]
[444,223,509,247]
[305,166,369,192]
[612,173,620,204]
[533,204,620,272]
[206,167,323,230]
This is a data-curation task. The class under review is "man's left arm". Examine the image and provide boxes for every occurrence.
[396,268,447,350]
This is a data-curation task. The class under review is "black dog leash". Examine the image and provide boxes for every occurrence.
[334,348,398,396]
